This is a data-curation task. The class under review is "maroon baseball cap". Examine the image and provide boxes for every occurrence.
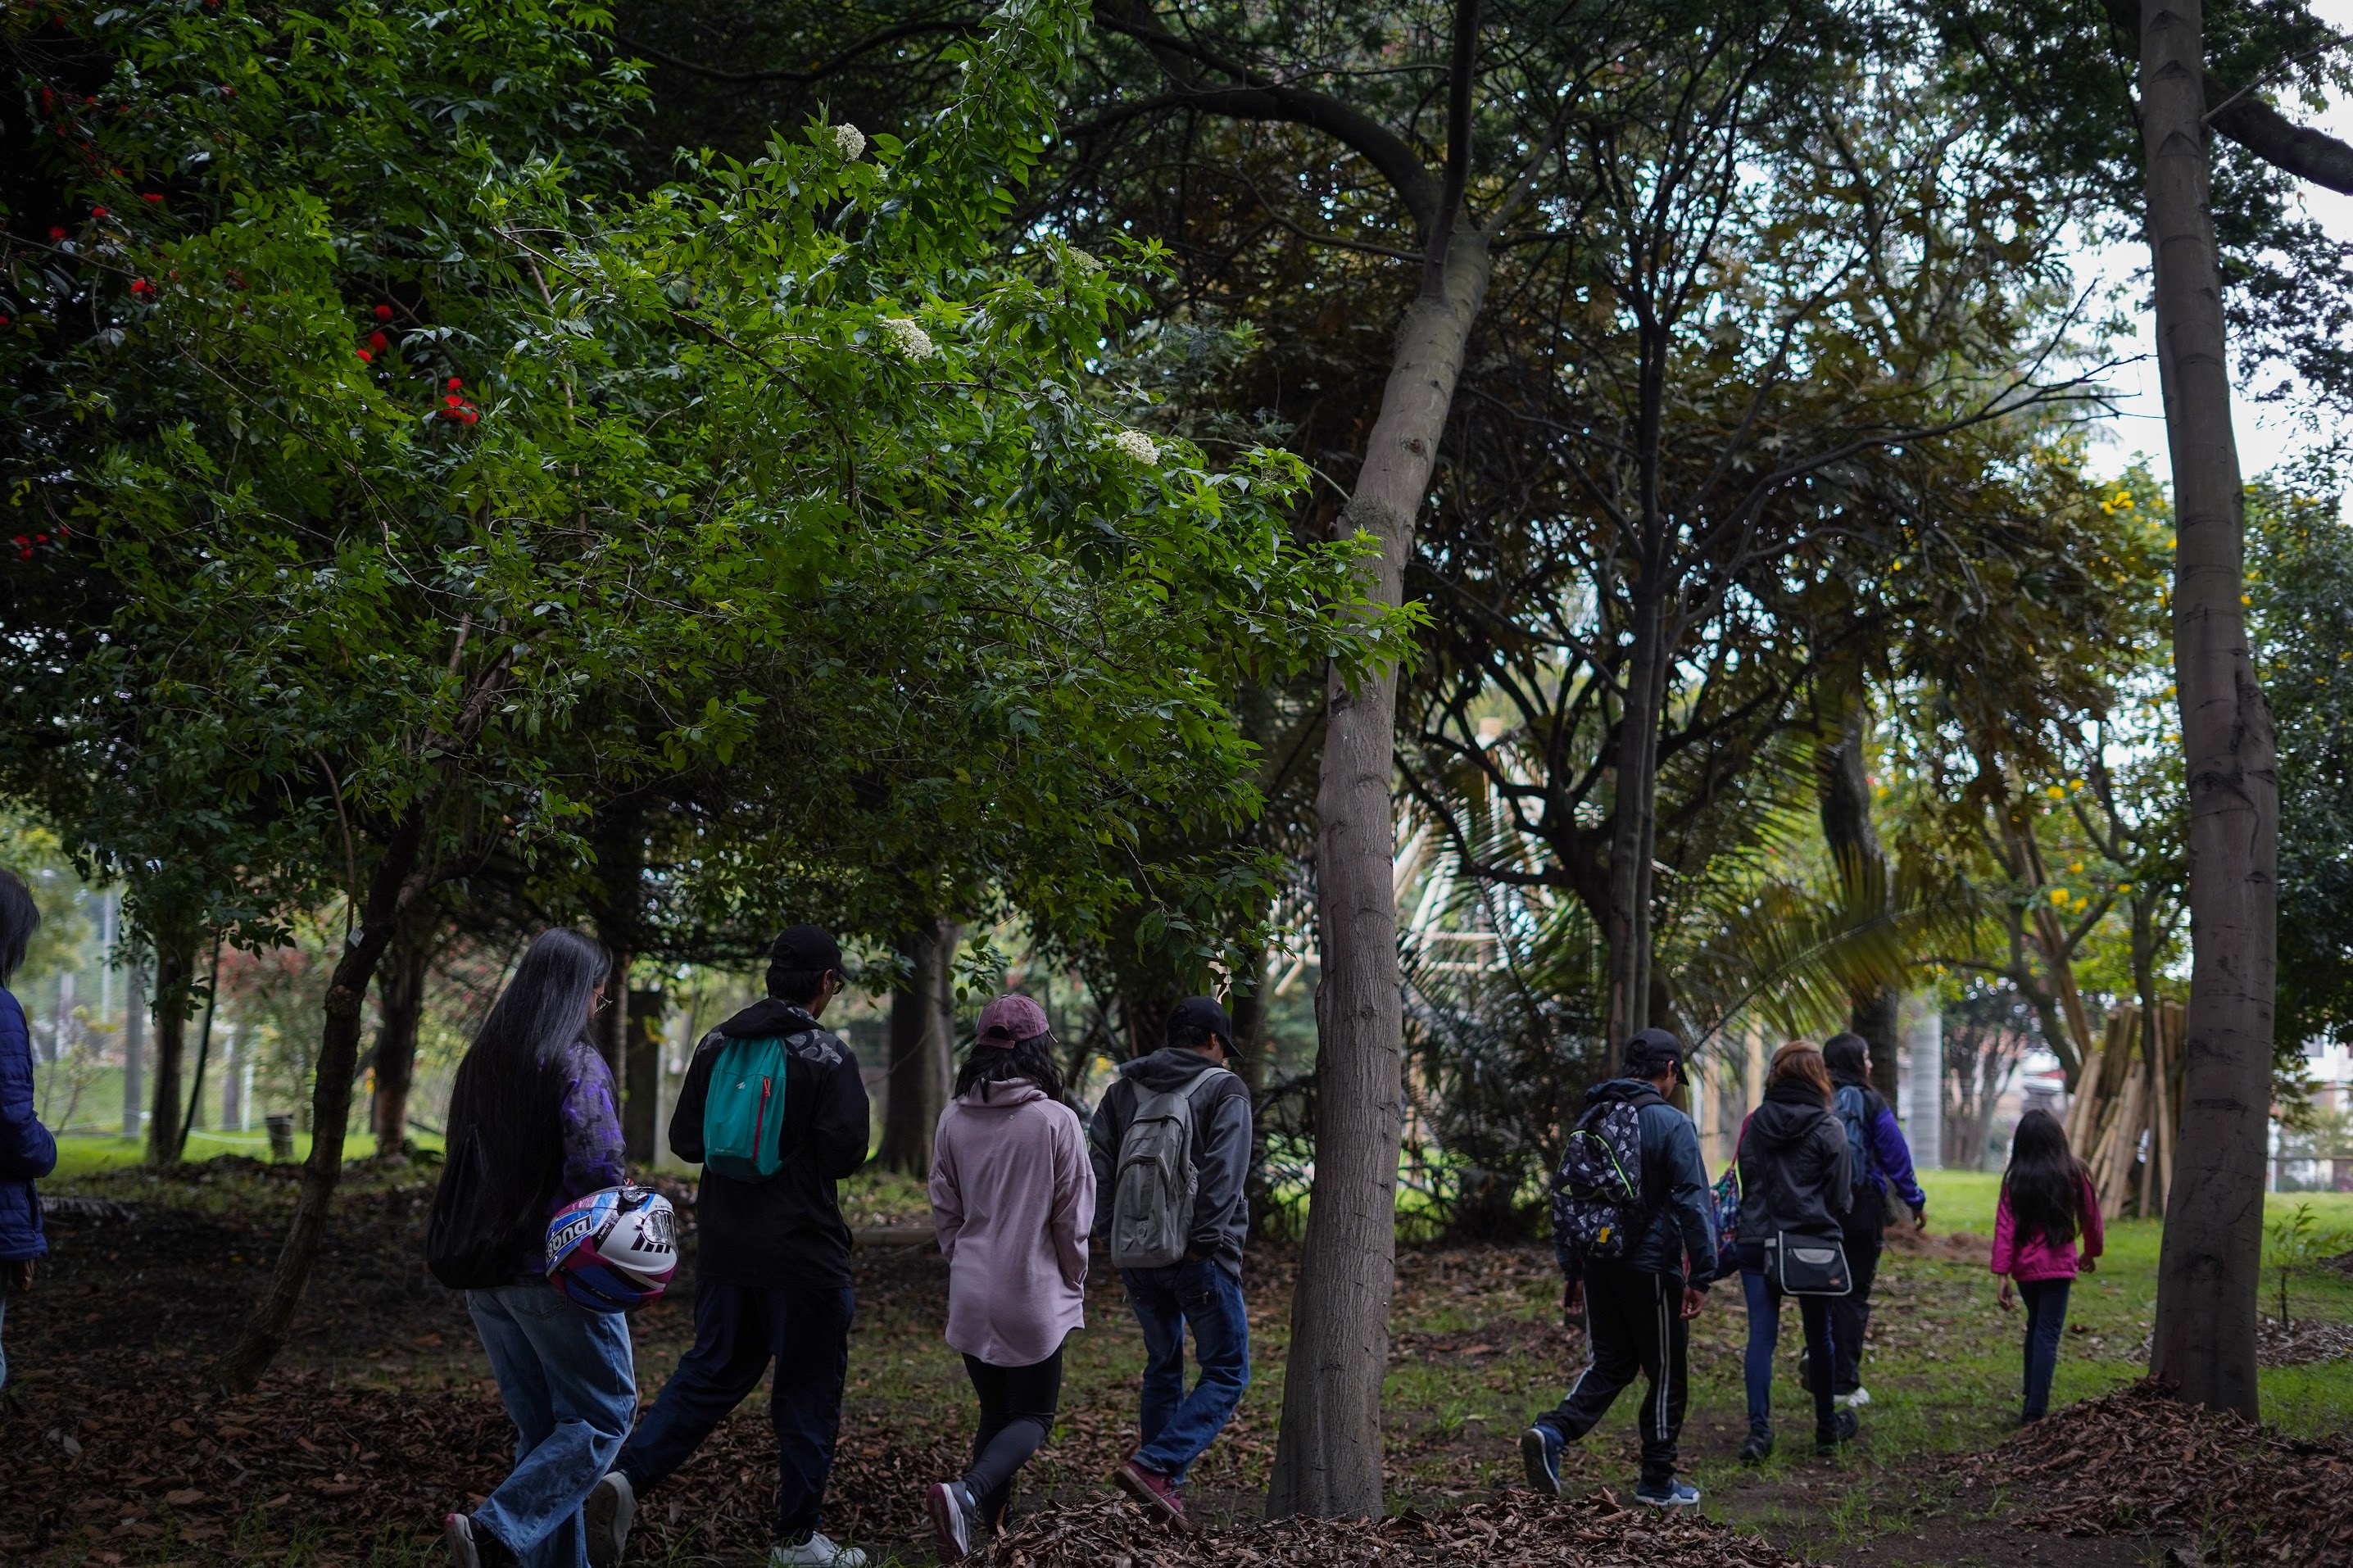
[975,993,1050,1049]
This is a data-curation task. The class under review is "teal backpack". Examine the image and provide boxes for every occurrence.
[702,1035,793,1180]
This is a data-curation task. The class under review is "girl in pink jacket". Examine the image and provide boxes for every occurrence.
[1990,1108,2103,1422]
[924,995,1095,1562]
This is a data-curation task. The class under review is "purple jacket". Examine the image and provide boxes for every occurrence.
[1,987,58,1261]
[1836,1080,1927,1217]
[931,1080,1095,1367]
[551,1036,627,1211]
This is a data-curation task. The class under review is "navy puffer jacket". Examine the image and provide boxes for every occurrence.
[0,986,58,1259]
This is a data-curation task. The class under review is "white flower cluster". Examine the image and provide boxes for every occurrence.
[882,316,935,360]
[1066,247,1105,274]
[1109,428,1159,465]
[832,122,866,161]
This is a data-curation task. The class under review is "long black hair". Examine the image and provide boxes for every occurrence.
[0,870,38,988]
[445,927,609,1200]
[1823,1032,1872,1089]
[954,1031,1067,1105]
[2002,1108,2088,1249]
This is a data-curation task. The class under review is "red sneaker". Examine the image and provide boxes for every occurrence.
[1113,1460,1191,1533]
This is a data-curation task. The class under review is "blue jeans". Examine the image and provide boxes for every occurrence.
[1740,1267,1836,1436]
[618,1280,855,1540]
[2019,1278,2072,1420]
[1123,1260,1249,1483]
[468,1284,637,1568]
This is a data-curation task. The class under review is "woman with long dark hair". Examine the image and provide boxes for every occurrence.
[429,927,633,1568]
[923,995,1094,1562]
[0,869,58,1396]
[1991,1108,2102,1422]
[1734,1040,1852,1462]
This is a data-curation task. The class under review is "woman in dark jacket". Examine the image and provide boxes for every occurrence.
[0,869,59,1397]
[430,928,634,1568]
[1734,1040,1852,1462]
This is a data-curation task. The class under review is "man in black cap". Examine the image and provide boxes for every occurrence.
[592,927,873,1568]
[1086,996,1253,1532]
[1521,1028,1717,1509]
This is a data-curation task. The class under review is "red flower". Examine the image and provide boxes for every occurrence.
[36,88,52,114]
[0,316,11,329]
[91,206,107,219]
[11,537,25,548]
[129,279,155,297]
[142,193,163,204]
[445,393,464,408]
[221,85,236,97]
[47,227,66,241]
[368,331,388,351]
[447,377,462,391]
[34,535,48,545]
[356,349,373,362]
[460,410,479,426]
[374,303,394,320]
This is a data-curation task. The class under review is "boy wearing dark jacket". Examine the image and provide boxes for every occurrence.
[594,927,873,1568]
[1821,1033,1927,1407]
[1086,997,1252,1533]
[1522,1029,1717,1509]
[0,870,58,1397]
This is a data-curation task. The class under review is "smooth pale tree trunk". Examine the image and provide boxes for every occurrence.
[144,932,194,1167]
[1603,589,1669,1057]
[370,927,431,1159]
[210,817,426,1391]
[624,985,664,1162]
[2140,0,2276,1420]
[878,918,955,1175]
[1267,224,1493,1521]
[120,945,146,1141]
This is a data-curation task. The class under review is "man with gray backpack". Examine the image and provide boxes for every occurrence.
[588,927,873,1568]
[1521,1029,1716,1509]
[1086,996,1253,1532]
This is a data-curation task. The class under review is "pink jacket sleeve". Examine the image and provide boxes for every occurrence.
[1050,1105,1095,1289]
[2077,1170,2104,1263]
[928,1110,965,1262]
[1990,1185,2016,1276]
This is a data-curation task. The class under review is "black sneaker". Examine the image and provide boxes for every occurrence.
[1739,1428,1774,1465]
[1815,1408,1859,1456]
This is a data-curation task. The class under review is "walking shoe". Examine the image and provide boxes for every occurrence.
[1738,1428,1774,1465]
[442,1514,515,1568]
[586,1471,634,1568]
[927,1480,978,1563]
[1113,1460,1192,1532]
[1519,1425,1564,1498]
[768,1531,868,1568]
[1834,1385,1871,1409]
[1815,1408,1860,1456]
[1634,1478,1702,1507]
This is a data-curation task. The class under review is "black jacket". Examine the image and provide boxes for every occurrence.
[669,999,871,1290]
[1086,1048,1253,1278]
[1737,1082,1851,1241]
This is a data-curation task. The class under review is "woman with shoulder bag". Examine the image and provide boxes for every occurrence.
[923,995,1095,1563]
[1734,1040,1853,1462]
[428,928,637,1568]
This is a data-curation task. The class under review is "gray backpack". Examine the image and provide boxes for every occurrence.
[1108,1076,1222,1269]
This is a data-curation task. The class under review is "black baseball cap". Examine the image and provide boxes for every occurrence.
[1624,1027,1688,1085]
[768,925,843,973]
[1167,995,1238,1056]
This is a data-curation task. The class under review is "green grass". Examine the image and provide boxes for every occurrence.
[48,1126,444,1179]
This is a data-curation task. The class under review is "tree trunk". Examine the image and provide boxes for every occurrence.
[593,797,645,1082]
[624,984,664,1164]
[1267,224,1494,1521]
[2141,0,2277,1421]
[208,818,428,1391]
[370,922,432,1160]
[144,931,195,1167]
[1603,587,1670,1058]
[121,943,146,1142]
[878,918,954,1175]
[1816,703,1902,1101]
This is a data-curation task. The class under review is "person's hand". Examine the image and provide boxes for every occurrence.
[8,1258,34,1292]
[2080,1257,2097,1274]
[1911,1204,1927,1231]
[1562,1279,1585,1321]
[1997,1277,2015,1312]
[1680,1285,1705,1321]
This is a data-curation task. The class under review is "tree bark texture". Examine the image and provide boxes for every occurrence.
[121,945,146,1141]
[878,918,955,1175]
[1267,224,1494,1521]
[2141,0,2277,1421]
[208,817,427,1391]
[369,924,431,1158]
[1603,589,1669,1057]
[1816,705,1902,1103]
[143,931,194,1167]
[624,984,664,1162]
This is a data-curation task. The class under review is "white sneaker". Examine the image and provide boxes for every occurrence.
[768,1532,868,1568]
[586,1471,634,1568]
[1834,1386,1872,1409]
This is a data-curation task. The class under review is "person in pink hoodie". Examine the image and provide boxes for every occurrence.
[1990,1108,2104,1422]
[924,995,1095,1562]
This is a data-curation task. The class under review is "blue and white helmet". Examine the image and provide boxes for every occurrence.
[545,1184,678,1312]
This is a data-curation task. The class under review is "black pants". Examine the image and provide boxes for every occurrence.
[1535,1260,1686,1489]
[616,1280,855,1541]
[1829,1216,1884,1396]
[962,1344,1064,1525]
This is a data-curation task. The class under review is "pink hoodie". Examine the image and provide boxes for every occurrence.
[1991,1170,2105,1282]
[929,1079,1095,1366]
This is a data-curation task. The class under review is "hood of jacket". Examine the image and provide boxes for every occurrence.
[956,1078,1051,1111]
[1120,1045,1226,1094]
[1748,1086,1833,1149]
[716,998,825,1039]
[1584,1076,1666,1113]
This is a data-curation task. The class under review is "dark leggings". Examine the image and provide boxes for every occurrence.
[2019,1278,2071,1421]
[963,1345,1065,1525]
